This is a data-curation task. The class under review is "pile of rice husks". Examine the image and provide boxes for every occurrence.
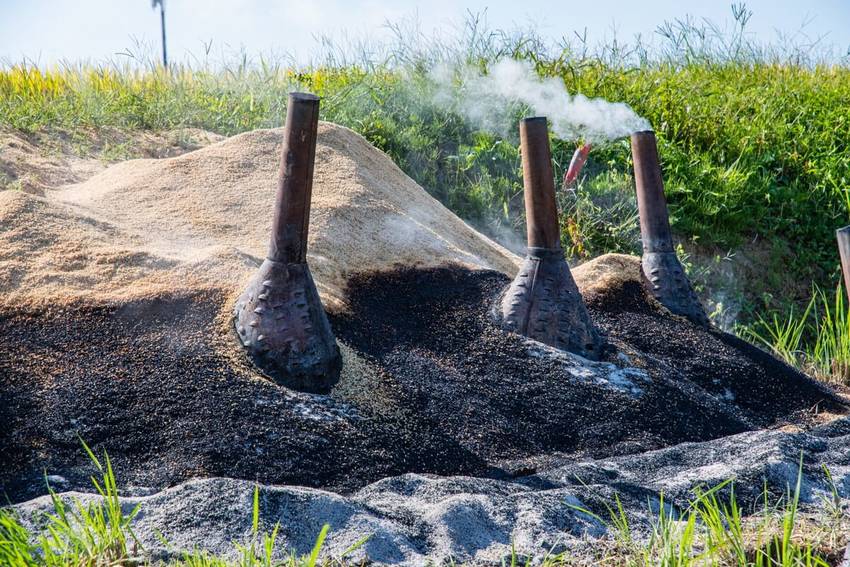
[1,123,845,517]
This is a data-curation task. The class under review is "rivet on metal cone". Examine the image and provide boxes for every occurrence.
[234,92,341,394]
[494,116,603,359]
[631,130,709,326]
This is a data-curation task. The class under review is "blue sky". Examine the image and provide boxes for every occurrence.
[1,0,849,65]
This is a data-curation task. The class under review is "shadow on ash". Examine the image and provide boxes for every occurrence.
[2,98,850,564]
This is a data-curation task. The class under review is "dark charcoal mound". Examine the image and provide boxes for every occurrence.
[1,265,845,504]
[583,278,845,426]
[331,267,750,462]
[0,291,491,503]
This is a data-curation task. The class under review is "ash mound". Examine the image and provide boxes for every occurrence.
[14,422,850,564]
[334,258,844,459]
[0,123,846,509]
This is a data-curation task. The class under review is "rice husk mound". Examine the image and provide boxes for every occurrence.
[0,123,845,504]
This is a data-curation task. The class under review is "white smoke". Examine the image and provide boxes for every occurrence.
[429,59,651,143]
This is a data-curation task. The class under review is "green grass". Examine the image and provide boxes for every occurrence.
[2,9,850,324]
[1,446,846,566]
[740,283,850,385]
[561,460,848,566]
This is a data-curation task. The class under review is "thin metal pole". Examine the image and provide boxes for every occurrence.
[837,226,850,303]
[160,2,168,69]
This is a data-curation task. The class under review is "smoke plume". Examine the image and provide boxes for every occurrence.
[429,59,650,142]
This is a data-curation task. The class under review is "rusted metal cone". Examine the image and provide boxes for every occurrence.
[836,226,850,303]
[495,117,603,359]
[234,92,341,394]
[631,130,708,326]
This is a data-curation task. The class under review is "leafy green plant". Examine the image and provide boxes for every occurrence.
[559,170,640,260]
[809,284,850,383]
[741,295,814,368]
[0,439,142,567]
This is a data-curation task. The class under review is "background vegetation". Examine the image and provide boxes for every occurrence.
[2,7,850,381]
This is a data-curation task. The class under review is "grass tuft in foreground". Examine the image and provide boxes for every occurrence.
[0,441,360,567]
[562,464,848,566]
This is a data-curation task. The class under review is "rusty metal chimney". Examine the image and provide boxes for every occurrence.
[495,117,602,358]
[631,130,708,326]
[234,92,341,394]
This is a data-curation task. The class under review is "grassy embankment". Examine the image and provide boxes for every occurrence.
[2,16,850,378]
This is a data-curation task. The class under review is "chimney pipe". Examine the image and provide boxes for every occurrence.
[631,130,708,325]
[495,117,602,358]
[836,226,850,303]
[522,117,562,250]
[234,92,341,393]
